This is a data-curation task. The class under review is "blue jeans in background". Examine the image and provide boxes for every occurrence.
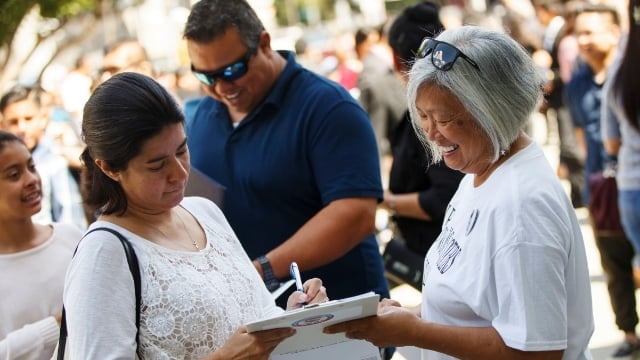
[619,189,640,253]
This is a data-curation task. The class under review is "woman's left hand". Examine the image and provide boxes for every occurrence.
[285,277,327,310]
[323,298,417,348]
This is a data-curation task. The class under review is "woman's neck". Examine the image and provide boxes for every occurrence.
[473,132,532,187]
[0,220,50,254]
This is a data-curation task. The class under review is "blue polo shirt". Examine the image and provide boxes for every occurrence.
[565,63,615,204]
[186,51,388,301]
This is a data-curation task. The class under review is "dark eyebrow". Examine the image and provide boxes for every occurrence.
[145,138,188,164]
[1,163,19,174]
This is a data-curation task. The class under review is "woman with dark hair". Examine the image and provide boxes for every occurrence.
[63,72,327,358]
[601,0,640,355]
[0,130,82,359]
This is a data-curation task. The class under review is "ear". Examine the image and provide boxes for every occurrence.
[258,31,271,53]
[94,159,120,182]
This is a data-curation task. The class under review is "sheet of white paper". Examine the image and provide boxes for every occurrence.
[270,339,381,360]
[271,279,296,300]
[246,292,381,359]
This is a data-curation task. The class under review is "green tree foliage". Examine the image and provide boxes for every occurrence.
[0,0,97,48]
[0,0,35,47]
[0,0,102,88]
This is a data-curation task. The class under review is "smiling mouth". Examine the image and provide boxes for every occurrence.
[22,191,41,202]
[225,91,240,100]
[441,144,459,153]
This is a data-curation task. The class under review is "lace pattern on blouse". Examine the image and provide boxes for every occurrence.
[136,217,265,359]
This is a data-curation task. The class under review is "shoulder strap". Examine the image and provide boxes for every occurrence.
[57,227,141,359]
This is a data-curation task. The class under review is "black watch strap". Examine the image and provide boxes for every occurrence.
[257,255,280,292]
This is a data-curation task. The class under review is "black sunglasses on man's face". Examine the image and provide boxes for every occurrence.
[416,38,480,72]
[191,48,255,86]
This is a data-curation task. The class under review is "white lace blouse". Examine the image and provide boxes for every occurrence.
[63,197,282,359]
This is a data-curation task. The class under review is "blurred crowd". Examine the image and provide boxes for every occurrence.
[0,0,618,228]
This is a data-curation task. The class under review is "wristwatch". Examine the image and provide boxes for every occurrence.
[256,255,280,292]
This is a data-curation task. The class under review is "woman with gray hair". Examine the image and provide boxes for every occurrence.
[326,26,594,359]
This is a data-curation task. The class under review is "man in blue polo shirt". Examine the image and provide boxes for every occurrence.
[183,0,389,307]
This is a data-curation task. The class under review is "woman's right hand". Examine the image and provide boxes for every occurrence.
[210,326,295,360]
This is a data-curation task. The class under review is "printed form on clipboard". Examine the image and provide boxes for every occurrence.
[245,291,382,360]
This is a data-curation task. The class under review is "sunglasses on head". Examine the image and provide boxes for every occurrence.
[191,48,255,86]
[416,38,480,72]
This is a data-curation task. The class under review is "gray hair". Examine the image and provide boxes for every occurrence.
[407,26,544,164]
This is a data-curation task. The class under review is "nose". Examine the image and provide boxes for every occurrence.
[25,168,41,188]
[576,33,593,46]
[169,156,189,182]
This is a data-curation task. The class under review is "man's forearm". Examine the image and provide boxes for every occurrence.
[257,197,377,279]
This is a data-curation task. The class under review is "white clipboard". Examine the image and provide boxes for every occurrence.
[246,292,382,359]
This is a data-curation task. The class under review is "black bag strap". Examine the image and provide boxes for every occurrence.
[57,227,141,359]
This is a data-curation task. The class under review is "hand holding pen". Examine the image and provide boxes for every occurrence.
[285,262,329,310]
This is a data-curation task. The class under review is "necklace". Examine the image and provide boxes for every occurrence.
[177,209,200,251]
[132,209,200,251]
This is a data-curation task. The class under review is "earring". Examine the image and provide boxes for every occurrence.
[634,6,640,26]
[499,149,507,157]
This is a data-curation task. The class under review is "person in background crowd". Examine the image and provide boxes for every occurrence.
[356,23,406,165]
[99,39,194,114]
[0,85,86,230]
[98,39,153,85]
[59,54,94,123]
[325,25,594,360]
[324,32,361,94]
[565,4,621,206]
[532,0,585,208]
[293,37,322,74]
[55,54,94,177]
[183,0,389,309]
[381,0,464,258]
[564,10,636,358]
[601,0,640,356]
[0,130,83,360]
[63,72,327,358]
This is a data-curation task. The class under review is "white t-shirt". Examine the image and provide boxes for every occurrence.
[421,142,593,360]
[63,197,282,359]
[0,223,82,360]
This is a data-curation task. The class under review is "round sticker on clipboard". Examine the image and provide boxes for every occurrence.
[292,314,335,327]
